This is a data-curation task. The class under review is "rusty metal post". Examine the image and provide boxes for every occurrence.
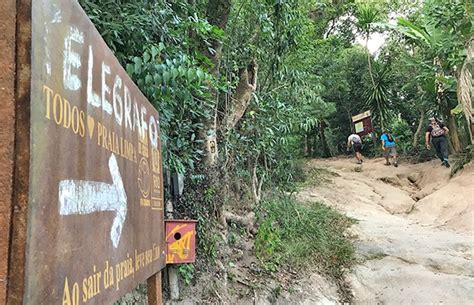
[147,272,163,305]
[0,0,18,303]
[4,0,32,304]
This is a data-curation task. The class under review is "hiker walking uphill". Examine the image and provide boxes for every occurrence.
[381,130,398,167]
[347,133,364,164]
[426,117,450,168]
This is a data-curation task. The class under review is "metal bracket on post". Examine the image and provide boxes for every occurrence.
[171,173,184,199]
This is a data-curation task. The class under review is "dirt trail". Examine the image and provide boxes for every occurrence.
[298,158,474,304]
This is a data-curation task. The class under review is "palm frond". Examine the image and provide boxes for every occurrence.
[396,17,431,45]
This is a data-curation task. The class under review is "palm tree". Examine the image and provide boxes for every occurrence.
[364,63,391,129]
[356,2,381,87]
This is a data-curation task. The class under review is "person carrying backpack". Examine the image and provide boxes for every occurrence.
[425,117,450,168]
[381,130,398,167]
[347,133,364,164]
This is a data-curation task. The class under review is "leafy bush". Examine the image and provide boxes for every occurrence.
[178,264,195,285]
[255,196,355,278]
[80,0,219,175]
[126,47,213,174]
[387,118,415,154]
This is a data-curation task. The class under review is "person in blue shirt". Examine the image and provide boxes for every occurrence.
[381,130,398,167]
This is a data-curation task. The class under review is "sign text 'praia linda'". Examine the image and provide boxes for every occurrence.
[26,0,165,304]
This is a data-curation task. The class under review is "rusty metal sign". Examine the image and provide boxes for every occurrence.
[26,0,165,303]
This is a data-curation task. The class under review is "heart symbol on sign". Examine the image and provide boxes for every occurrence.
[87,116,95,139]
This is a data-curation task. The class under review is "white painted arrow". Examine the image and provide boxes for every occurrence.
[58,154,127,248]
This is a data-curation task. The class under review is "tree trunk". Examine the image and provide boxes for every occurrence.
[447,113,462,153]
[195,0,233,235]
[221,61,257,132]
[434,57,443,106]
[319,121,331,158]
[200,0,232,167]
[343,104,354,133]
[304,134,309,157]
[366,32,375,87]
[413,110,425,148]
[456,38,473,144]
[433,56,462,153]
[314,127,319,156]
[251,155,264,205]
[309,132,315,157]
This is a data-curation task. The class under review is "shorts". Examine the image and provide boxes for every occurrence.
[384,146,397,157]
[353,143,362,153]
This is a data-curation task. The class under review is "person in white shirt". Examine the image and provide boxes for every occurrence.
[347,133,364,164]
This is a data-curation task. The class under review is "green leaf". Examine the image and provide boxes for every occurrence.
[396,17,431,45]
[145,74,153,85]
[153,74,162,85]
[158,42,165,52]
[187,69,195,82]
[151,46,159,59]
[143,52,151,64]
[451,104,463,115]
[196,69,205,80]
[126,63,134,75]
[134,57,142,74]
[171,67,179,79]
[163,71,171,84]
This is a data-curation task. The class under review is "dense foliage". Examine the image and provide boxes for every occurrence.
[80,0,472,292]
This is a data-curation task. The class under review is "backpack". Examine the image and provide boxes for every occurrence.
[386,133,394,142]
[430,123,445,137]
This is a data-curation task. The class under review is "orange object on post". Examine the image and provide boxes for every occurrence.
[165,220,197,264]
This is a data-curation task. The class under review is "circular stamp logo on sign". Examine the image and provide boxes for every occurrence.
[138,157,151,198]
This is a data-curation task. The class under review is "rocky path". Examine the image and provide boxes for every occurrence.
[298,158,474,304]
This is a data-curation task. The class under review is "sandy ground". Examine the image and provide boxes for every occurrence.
[298,157,474,304]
